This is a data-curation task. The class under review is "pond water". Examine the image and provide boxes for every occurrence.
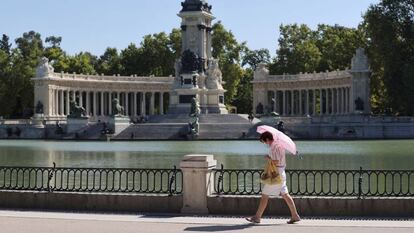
[0,140,413,170]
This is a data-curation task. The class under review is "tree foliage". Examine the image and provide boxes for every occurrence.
[270,24,365,74]
[363,0,414,115]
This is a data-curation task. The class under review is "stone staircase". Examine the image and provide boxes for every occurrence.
[114,123,188,140]
[115,114,258,140]
[62,122,105,140]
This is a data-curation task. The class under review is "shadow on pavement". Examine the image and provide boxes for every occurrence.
[183,223,277,232]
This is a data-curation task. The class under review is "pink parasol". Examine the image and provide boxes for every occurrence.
[256,125,298,155]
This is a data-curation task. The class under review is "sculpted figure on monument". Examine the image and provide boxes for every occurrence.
[256,102,264,114]
[68,98,87,118]
[351,48,369,71]
[188,116,199,136]
[355,97,364,111]
[254,63,269,80]
[111,98,125,116]
[181,50,200,73]
[206,59,222,89]
[189,97,200,117]
[35,101,44,114]
[36,57,54,78]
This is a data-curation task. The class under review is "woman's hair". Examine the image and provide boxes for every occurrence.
[260,131,273,142]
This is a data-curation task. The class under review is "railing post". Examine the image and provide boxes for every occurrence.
[47,162,56,192]
[216,164,224,196]
[180,154,217,214]
[358,166,363,199]
[168,165,177,196]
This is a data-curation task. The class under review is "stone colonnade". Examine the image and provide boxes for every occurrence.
[33,73,173,119]
[50,89,169,117]
[252,68,354,116]
[268,87,351,116]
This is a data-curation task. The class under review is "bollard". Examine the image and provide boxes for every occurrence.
[180,154,217,214]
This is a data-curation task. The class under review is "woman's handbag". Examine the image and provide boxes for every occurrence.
[260,160,282,185]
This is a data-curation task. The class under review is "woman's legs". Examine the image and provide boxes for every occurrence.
[253,194,269,220]
[282,193,300,221]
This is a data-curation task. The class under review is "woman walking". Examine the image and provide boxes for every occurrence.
[246,131,301,224]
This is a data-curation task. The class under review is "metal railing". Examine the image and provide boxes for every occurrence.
[0,163,182,195]
[214,165,414,197]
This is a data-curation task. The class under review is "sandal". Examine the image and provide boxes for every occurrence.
[245,217,261,224]
[287,218,301,224]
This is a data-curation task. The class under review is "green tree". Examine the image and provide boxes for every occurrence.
[44,36,69,72]
[4,31,44,118]
[120,43,141,75]
[0,35,12,117]
[96,47,123,75]
[169,28,182,60]
[316,24,366,71]
[0,34,12,55]
[66,52,97,75]
[270,24,321,74]
[363,0,414,115]
[241,48,271,69]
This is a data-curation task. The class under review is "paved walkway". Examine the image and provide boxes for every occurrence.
[0,210,413,233]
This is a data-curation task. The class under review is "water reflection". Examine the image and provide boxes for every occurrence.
[0,140,413,170]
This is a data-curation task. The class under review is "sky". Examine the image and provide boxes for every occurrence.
[0,0,379,57]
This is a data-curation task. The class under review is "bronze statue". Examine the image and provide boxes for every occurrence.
[68,98,86,118]
[35,101,44,114]
[111,98,125,116]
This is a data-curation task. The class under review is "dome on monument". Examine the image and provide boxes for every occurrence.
[181,0,212,13]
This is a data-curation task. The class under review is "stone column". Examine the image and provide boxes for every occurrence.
[92,92,96,117]
[59,90,64,116]
[306,90,309,115]
[325,89,329,115]
[79,91,83,109]
[180,154,217,214]
[133,92,138,117]
[313,90,316,115]
[336,88,340,115]
[299,90,302,115]
[346,87,349,113]
[66,90,70,116]
[108,92,112,116]
[150,92,155,115]
[342,87,346,114]
[86,91,90,116]
[141,92,146,115]
[100,92,104,116]
[291,90,294,116]
[159,92,164,115]
[319,89,323,115]
[72,91,76,105]
[329,88,335,115]
[282,90,286,116]
[55,89,59,116]
[125,92,129,116]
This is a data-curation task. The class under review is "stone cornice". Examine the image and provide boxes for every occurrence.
[32,72,174,84]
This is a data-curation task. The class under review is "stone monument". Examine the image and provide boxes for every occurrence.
[350,48,371,114]
[169,0,228,114]
[31,100,45,128]
[108,98,130,135]
[67,97,89,133]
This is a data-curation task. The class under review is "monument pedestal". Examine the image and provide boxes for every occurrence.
[109,115,130,135]
[31,113,45,128]
[67,117,89,133]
